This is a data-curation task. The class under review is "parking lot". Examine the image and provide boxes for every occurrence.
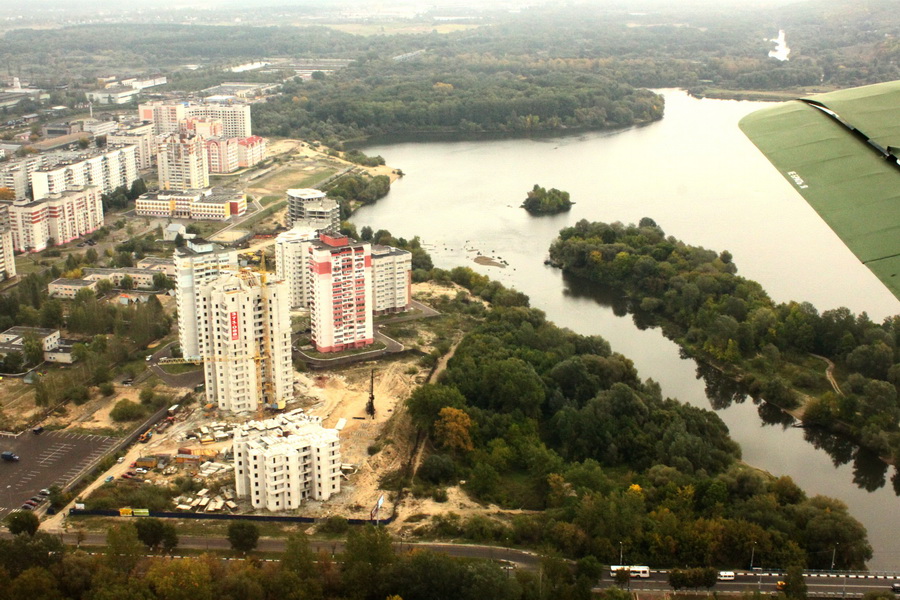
[0,430,117,519]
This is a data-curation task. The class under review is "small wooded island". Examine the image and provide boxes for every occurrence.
[522,184,573,215]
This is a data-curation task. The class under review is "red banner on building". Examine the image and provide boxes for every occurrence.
[230,311,239,340]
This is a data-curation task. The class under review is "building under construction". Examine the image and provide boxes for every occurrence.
[194,269,293,413]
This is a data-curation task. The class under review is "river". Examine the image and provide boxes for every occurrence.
[353,89,900,570]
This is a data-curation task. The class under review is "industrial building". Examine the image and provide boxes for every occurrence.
[233,412,341,510]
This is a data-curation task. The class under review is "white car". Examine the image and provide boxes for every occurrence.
[135,467,148,474]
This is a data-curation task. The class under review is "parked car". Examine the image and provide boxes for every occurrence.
[1,451,19,461]
[32,426,43,435]
[891,582,900,593]
[20,504,33,510]
[29,496,43,504]
[776,581,787,591]
[24,500,38,507]
[104,475,114,483]
[135,467,148,474]
[121,473,133,479]
[38,488,50,496]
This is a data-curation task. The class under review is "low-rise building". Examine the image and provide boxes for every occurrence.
[48,278,98,299]
[82,267,167,290]
[86,86,140,105]
[0,326,74,364]
[233,412,341,511]
[137,256,177,276]
[135,188,246,221]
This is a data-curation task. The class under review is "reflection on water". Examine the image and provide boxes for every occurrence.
[559,266,900,496]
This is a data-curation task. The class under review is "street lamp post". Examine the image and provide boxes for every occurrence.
[619,541,623,565]
[750,542,756,570]
[831,544,838,571]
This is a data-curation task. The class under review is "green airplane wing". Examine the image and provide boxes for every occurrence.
[739,81,900,300]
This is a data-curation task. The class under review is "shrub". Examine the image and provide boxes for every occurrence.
[418,454,456,485]
[110,399,145,422]
[99,382,115,396]
[319,515,349,535]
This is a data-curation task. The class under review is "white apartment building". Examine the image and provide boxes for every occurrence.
[139,101,251,138]
[107,122,156,170]
[175,238,239,358]
[197,270,293,412]
[233,413,341,510]
[274,225,320,309]
[0,228,15,280]
[158,133,209,191]
[8,186,103,252]
[286,188,339,230]
[371,245,412,315]
[30,146,138,200]
[307,233,373,353]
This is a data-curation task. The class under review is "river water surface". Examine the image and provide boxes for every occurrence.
[354,90,900,569]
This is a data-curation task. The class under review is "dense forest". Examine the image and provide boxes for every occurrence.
[548,219,900,483]
[404,267,871,570]
[522,185,573,215]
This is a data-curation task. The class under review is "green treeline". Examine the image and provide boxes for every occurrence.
[253,64,664,142]
[522,184,573,215]
[407,266,871,570]
[0,526,606,600]
[548,219,900,467]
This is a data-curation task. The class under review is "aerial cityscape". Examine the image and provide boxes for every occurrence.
[0,0,899,598]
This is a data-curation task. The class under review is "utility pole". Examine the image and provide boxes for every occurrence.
[750,541,756,570]
[831,544,838,571]
[619,541,623,565]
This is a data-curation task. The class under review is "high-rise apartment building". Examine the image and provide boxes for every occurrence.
[0,228,16,280]
[237,136,266,168]
[274,225,320,309]
[197,270,293,412]
[205,137,239,174]
[138,101,188,136]
[233,412,341,510]
[307,233,373,353]
[7,186,103,252]
[371,245,412,315]
[174,238,238,358]
[107,122,157,170]
[158,133,209,191]
[30,146,138,200]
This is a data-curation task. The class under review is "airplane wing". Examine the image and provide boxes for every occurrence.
[739,80,900,301]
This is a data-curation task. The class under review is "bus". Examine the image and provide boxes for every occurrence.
[609,566,651,579]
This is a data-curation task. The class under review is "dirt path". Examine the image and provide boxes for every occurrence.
[811,353,843,396]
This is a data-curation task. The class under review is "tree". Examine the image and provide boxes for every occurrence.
[153,272,174,290]
[282,531,317,580]
[227,521,259,554]
[783,565,807,599]
[8,566,62,600]
[134,517,165,550]
[174,233,185,248]
[105,523,142,574]
[120,275,134,290]
[161,523,179,553]
[433,407,474,454]
[342,525,395,600]
[146,559,213,600]
[5,510,40,536]
[406,384,466,433]
[22,335,43,366]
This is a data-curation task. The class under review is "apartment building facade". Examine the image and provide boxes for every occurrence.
[107,122,156,170]
[157,133,209,191]
[30,146,138,200]
[174,238,239,358]
[274,225,320,309]
[371,245,412,315]
[139,101,251,138]
[233,414,341,510]
[307,233,373,353]
[7,186,103,252]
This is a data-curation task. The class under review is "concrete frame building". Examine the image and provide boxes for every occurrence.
[197,270,293,412]
[7,186,103,252]
[175,238,239,358]
[286,188,339,230]
[30,146,138,200]
[233,413,341,510]
[48,278,98,299]
[274,225,320,309]
[371,245,412,316]
[307,233,373,353]
[158,133,209,191]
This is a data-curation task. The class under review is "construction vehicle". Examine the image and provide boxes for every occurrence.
[138,431,152,443]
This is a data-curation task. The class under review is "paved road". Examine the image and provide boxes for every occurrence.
[599,571,900,597]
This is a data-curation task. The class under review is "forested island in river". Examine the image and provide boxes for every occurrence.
[548,219,900,478]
